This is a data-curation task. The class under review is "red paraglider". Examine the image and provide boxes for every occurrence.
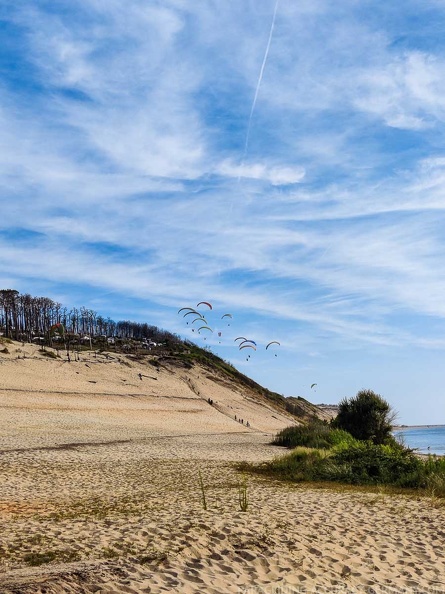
[197,301,212,310]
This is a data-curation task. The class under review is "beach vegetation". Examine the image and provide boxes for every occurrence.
[248,441,445,495]
[272,420,355,450]
[138,548,169,565]
[39,349,59,359]
[198,469,208,510]
[23,549,81,566]
[238,476,248,512]
[332,389,396,445]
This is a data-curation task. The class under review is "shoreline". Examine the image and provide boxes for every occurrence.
[393,424,445,430]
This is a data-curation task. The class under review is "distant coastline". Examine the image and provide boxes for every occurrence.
[393,424,445,430]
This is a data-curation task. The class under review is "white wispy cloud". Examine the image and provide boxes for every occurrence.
[217,160,305,185]
[3,1,445,420]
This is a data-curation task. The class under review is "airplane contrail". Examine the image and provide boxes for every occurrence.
[240,0,280,174]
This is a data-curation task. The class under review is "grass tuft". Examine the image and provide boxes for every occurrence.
[198,469,207,510]
[238,476,248,512]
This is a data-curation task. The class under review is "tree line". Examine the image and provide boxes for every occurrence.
[0,289,181,347]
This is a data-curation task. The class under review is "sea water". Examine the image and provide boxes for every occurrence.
[393,425,445,456]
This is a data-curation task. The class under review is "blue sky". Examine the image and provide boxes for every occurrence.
[2,0,445,424]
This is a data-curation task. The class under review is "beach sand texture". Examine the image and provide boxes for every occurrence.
[1,342,444,593]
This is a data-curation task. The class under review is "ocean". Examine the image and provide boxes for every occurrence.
[393,425,445,456]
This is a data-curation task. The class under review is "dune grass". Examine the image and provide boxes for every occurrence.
[253,425,445,497]
[272,421,355,450]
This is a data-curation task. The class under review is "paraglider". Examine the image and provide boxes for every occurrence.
[239,339,257,347]
[198,326,213,333]
[266,341,280,350]
[183,310,201,324]
[239,344,256,351]
[191,316,207,325]
[234,337,248,343]
[178,307,197,314]
[311,383,317,390]
[197,301,212,310]
[221,313,232,326]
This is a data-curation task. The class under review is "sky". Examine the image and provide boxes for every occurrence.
[1,0,445,425]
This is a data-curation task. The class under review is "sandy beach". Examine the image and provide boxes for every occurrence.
[1,342,444,593]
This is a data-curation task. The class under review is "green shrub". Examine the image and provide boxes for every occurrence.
[328,429,357,448]
[330,441,423,486]
[272,422,356,450]
[257,440,445,493]
[259,447,331,481]
[39,350,59,359]
[333,389,396,445]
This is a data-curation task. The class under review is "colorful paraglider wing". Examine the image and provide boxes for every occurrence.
[234,336,248,343]
[196,301,212,310]
[178,307,198,314]
[221,313,232,319]
[198,326,213,332]
[239,344,256,351]
[183,310,199,318]
[266,341,281,349]
[191,316,207,324]
[239,339,257,347]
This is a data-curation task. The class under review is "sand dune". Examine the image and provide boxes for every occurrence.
[1,342,444,593]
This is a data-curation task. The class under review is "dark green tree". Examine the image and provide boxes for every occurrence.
[333,389,396,445]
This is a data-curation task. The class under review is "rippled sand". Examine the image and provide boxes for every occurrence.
[1,343,444,593]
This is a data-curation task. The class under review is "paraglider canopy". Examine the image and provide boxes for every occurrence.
[239,339,257,347]
[197,301,212,310]
[234,336,248,343]
[266,341,280,350]
[178,307,197,314]
[191,316,207,325]
[311,383,317,389]
[239,344,256,351]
